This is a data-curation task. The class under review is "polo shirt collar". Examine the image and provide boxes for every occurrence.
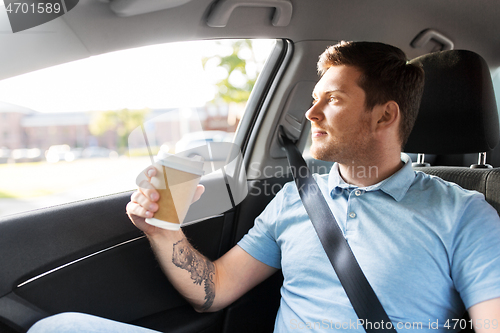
[327,153,415,202]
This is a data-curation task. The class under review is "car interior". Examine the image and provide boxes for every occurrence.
[1,0,500,332]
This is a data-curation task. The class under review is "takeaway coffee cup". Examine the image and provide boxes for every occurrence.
[145,151,204,230]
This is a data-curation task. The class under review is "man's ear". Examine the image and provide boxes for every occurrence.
[375,101,400,130]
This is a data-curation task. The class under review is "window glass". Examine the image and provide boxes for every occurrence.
[0,39,275,218]
[492,67,500,112]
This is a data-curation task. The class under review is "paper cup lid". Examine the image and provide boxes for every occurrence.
[155,150,205,176]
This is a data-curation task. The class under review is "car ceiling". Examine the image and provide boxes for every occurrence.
[1,0,500,81]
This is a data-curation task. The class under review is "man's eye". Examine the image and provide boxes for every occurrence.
[329,96,337,103]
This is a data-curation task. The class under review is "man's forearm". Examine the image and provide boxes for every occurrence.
[147,230,217,312]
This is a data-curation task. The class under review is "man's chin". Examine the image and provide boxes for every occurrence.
[309,149,335,162]
[313,156,335,162]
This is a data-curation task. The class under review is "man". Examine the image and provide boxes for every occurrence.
[29,41,500,332]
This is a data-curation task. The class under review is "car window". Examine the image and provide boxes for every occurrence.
[0,39,276,218]
[492,67,500,109]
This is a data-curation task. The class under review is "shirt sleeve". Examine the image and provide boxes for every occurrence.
[450,193,500,309]
[237,184,290,269]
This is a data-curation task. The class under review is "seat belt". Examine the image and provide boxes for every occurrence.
[279,127,397,333]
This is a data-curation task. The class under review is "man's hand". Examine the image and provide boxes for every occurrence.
[126,165,276,313]
[126,165,205,235]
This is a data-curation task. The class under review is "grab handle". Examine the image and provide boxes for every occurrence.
[207,0,293,27]
[411,29,454,51]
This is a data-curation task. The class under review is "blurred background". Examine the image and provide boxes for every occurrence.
[0,39,275,217]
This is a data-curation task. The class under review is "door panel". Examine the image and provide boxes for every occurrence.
[0,176,291,332]
[0,183,232,332]
[0,192,141,302]
[14,218,226,331]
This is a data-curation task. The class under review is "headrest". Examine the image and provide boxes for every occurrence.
[405,50,499,154]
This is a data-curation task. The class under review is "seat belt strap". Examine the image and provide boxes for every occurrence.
[279,128,397,333]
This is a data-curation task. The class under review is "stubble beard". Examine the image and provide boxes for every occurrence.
[309,130,374,165]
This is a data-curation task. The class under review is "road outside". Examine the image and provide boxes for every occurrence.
[0,156,152,218]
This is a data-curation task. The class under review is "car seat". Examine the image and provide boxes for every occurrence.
[406,49,500,213]
[406,49,500,332]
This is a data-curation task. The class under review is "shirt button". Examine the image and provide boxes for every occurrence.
[354,190,362,196]
[349,212,356,219]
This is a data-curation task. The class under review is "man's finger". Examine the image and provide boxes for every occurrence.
[192,184,205,203]
[137,180,159,202]
[138,179,154,190]
[145,166,156,179]
[135,165,157,187]
[130,190,158,213]
[126,201,154,219]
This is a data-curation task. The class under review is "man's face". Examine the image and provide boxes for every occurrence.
[306,65,375,164]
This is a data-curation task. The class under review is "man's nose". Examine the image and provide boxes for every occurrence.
[305,102,324,122]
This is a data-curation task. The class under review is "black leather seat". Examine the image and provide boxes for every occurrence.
[406,49,500,333]
[406,50,499,156]
[406,49,500,213]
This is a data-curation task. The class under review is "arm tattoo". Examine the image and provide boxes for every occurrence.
[172,238,215,311]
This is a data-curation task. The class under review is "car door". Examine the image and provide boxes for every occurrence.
[0,42,282,333]
[0,0,305,329]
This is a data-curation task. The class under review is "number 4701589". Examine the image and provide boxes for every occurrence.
[6,2,61,14]
[444,319,498,330]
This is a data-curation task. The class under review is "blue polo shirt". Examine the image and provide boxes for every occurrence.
[238,154,500,332]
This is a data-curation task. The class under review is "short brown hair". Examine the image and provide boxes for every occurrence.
[317,41,425,149]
